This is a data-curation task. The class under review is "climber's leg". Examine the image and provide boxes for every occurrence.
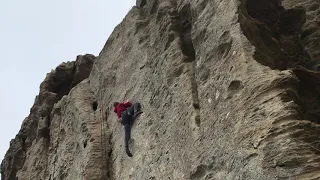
[132,102,143,119]
[124,123,133,157]
[121,110,133,157]
[121,110,131,125]
[126,103,142,124]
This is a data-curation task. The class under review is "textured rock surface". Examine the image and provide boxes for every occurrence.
[16,79,103,180]
[1,54,95,180]
[2,0,320,180]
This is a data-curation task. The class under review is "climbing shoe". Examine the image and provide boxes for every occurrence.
[126,148,133,157]
[133,111,143,119]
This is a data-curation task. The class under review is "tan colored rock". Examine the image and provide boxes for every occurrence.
[37,116,50,139]
[16,79,107,180]
[2,0,320,180]
[1,55,95,180]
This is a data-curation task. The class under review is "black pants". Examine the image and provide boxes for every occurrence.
[121,103,141,157]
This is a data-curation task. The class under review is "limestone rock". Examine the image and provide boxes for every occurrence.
[2,0,320,180]
[1,54,95,180]
[136,0,147,8]
[37,116,50,139]
[72,54,95,87]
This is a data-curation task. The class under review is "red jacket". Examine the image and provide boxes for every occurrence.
[114,102,132,118]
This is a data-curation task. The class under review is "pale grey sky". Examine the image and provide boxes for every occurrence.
[0,0,135,169]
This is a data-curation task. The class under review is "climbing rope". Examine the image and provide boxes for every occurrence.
[122,0,136,100]
[100,99,109,176]
[93,62,109,178]
[93,1,137,178]
[93,64,106,178]
[123,57,127,93]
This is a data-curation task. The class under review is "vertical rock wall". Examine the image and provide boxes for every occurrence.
[2,0,320,180]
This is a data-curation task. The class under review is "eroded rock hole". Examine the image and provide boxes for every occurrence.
[228,80,243,93]
[191,164,208,179]
[53,81,73,98]
[179,5,196,62]
[193,102,200,109]
[83,140,88,148]
[92,101,98,111]
[218,31,232,58]
[21,137,26,151]
[195,113,201,127]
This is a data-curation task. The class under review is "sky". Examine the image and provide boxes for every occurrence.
[0,0,135,171]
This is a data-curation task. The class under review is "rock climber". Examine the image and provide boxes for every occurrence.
[113,100,143,157]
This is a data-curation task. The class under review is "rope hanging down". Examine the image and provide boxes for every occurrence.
[122,0,136,93]
[93,1,136,176]
[93,1,137,177]
[123,58,127,90]
[92,62,109,178]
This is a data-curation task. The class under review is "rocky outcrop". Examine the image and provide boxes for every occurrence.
[15,79,103,180]
[239,0,320,179]
[2,0,320,180]
[1,54,95,180]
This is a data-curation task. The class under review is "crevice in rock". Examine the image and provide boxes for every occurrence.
[240,0,320,125]
[179,10,196,62]
[83,140,88,149]
[21,138,26,151]
[106,133,114,180]
[37,116,50,140]
[239,1,320,176]
[174,4,201,127]
[292,68,320,124]
[92,102,98,111]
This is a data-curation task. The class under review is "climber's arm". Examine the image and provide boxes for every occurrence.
[123,100,132,108]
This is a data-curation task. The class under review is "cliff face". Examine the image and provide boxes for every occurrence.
[1,54,96,180]
[2,0,320,180]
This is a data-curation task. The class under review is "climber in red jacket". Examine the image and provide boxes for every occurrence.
[113,100,143,157]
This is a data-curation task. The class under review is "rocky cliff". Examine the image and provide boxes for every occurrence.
[2,0,320,179]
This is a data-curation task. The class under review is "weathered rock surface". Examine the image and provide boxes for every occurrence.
[1,54,95,180]
[2,0,320,180]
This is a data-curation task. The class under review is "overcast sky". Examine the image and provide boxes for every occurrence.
[0,0,135,171]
